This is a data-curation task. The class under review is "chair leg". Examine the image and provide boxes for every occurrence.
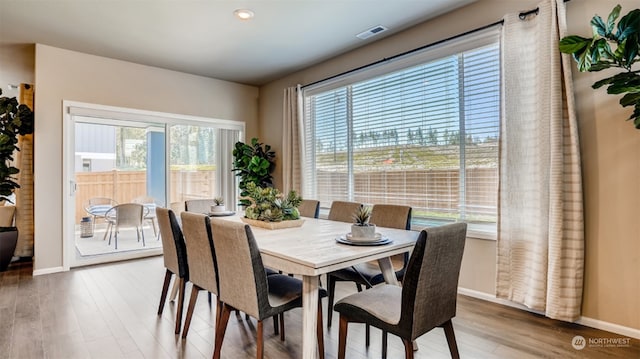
[175,278,186,334]
[402,338,414,359]
[141,226,146,247]
[157,270,172,315]
[382,331,388,359]
[257,319,264,359]
[273,315,279,335]
[208,291,212,305]
[442,320,460,359]
[365,324,370,347]
[279,313,285,341]
[327,275,336,328]
[213,304,232,359]
[182,285,201,338]
[317,302,325,359]
[338,316,348,359]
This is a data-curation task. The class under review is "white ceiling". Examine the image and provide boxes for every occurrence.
[0,0,475,86]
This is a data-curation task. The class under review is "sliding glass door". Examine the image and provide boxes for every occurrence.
[64,102,243,268]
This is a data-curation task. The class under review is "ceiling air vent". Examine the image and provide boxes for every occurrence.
[356,25,388,40]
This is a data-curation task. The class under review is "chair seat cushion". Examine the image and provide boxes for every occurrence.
[267,274,328,309]
[334,284,401,326]
[331,262,386,286]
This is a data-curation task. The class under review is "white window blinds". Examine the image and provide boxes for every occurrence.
[303,28,500,232]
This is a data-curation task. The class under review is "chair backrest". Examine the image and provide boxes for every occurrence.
[156,207,188,278]
[181,212,218,295]
[299,199,320,218]
[399,223,467,338]
[185,199,217,214]
[110,203,145,227]
[209,218,271,319]
[327,201,362,222]
[370,204,413,271]
[369,204,412,230]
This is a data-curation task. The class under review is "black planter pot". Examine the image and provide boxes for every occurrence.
[0,227,18,272]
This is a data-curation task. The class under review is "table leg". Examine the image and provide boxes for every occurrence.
[302,275,319,359]
[377,257,399,286]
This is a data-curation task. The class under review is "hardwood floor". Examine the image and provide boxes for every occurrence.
[1,257,637,359]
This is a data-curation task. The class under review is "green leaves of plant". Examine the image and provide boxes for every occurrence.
[232,138,276,202]
[560,4,640,128]
[0,90,34,202]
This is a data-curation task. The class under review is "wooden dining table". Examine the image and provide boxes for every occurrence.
[215,214,419,359]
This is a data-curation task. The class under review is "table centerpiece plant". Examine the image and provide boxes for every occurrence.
[351,205,376,240]
[241,182,302,222]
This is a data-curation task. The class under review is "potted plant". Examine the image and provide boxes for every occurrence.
[232,138,276,206]
[0,89,34,271]
[211,197,226,213]
[351,206,376,240]
[559,4,640,128]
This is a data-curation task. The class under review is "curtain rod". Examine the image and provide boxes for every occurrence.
[301,0,570,90]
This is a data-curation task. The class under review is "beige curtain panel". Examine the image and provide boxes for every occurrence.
[281,85,304,193]
[14,83,35,258]
[496,0,584,321]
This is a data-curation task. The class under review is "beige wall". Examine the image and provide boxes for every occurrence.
[33,44,259,271]
[0,44,35,95]
[259,0,640,331]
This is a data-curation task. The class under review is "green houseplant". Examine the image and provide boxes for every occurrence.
[241,182,302,222]
[0,89,34,271]
[559,4,640,128]
[232,137,276,204]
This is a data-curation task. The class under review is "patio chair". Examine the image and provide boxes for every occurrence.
[104,203,148,249]
[84,197,117,231]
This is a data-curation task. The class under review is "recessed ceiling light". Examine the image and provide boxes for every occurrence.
[234,9,254,20]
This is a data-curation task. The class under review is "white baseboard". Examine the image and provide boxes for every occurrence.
[577,316,640,340]
[458,287,640,340]
[33,266,66,276]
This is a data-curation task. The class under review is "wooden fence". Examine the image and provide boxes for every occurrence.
[75,170,216,223]
[75,168,498,223]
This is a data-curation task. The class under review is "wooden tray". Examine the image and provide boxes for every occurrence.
[240,217,305,230]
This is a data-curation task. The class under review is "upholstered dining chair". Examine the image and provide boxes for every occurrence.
[299,199,320,218]
[209,218,326,359]
[104,203,148,249]
[180,212,220,338]
[185,199,217,214]
[334,223,467,359]
[326,204,412,346]
[327,200,362,222]
[156,207,189,335]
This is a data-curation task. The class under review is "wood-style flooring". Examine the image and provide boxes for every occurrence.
[1,257,638,358]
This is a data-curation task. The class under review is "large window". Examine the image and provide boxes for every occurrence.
[303,28,500,236]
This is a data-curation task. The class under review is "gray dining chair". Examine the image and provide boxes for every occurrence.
[334,223,467,359]
[185,198,217,214]
[180,211,221,338]
[299,199,320,218]
[209,218,326,359]
[327,200,362,222]
[327,204,412,346]
[156,207,189,334]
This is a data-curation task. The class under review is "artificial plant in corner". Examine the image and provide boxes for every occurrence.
[0,89,34,201]
[559,4,640,128]
[0,88,34,271]
[232,137,276,205]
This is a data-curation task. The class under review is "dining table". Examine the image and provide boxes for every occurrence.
[215,214,419,359]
